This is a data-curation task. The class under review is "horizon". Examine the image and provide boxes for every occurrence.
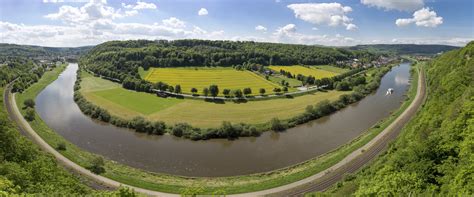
[1,0,473,47]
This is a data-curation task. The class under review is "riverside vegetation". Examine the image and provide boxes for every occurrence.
[320,42,474,196]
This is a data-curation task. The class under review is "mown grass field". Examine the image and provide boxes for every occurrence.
[313,65,349,74]
[269,65,338,79]
[81,72,182,116]
[143,67,281,95]
[266,75,302,87]
[82,72,346,127]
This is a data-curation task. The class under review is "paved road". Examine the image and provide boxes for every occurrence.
[4,67,425,196]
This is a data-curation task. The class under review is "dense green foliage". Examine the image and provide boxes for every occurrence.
[0,87,94,195]
[325,42,473,195]
[80,40,377,93]
[0,58,36,86]
[0,43,92,59]
[348,44,459,55]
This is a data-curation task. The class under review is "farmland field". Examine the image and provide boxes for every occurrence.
[143,67,282,95]
[269,65,338,79]
[81,72,347,127]
[313,65,349,74]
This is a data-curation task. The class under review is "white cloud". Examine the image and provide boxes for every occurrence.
[346,23,358,31]
[311,27,318,30]
[396,8,443,27]
[162,17,185,28]
[361,0,424,12]
[287,3,357,31]
[198,8,208,16]
[255,25,267,32]
[121,1,157,10]
[274,24,296,37]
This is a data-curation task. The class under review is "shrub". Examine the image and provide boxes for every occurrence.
[24,108,35,121]
[57,142,67,151]
[89,157,105,174]
[23,99,35,108]
[270,118,286,131]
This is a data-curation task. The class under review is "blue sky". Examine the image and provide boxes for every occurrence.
[0,0,472,47]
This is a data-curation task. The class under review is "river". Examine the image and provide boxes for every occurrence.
[35,62,411,177]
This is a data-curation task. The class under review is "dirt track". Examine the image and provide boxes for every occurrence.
[4,66,425,196]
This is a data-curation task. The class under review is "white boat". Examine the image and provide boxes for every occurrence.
[386,88,394,95]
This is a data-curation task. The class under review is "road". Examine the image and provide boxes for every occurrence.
[4,66,425,196]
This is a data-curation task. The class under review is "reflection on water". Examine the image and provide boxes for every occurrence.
[35,63,411,177]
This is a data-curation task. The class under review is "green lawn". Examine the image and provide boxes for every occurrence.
[143,67,282,96]
[312,65,350,74]
[269,65,338,79]
[93,88,183,115]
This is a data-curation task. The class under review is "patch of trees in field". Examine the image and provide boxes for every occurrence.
[74,65,392,140]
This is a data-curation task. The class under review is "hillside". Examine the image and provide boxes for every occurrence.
[349,44,459,55]
[323,42,473,195]
[80,39,376,81]
[0,43,92,58]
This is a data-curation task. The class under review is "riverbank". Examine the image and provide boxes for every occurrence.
[6,62,422,195]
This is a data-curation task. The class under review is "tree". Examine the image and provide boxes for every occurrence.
[168,86,174,93]
[209,85,219,98]
[175,84,181,94]
[273,87,281,94]
[191,87,198,95]
[203,87,209,97]
[25,108,35,121]
[259,88,266,95]
[233,89,243,98]
[89,156,105,174]
[270,118,286,131]
[243,88,252,96]
[23,99,35,108]
[223,89,231,97]
[283,86,288,92]
[336,81,350,91]
[57,142,67,151]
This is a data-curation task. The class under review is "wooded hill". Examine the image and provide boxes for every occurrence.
[0,43,92,58]
[348,44,459,55]
[80,39,378,81]
[326,42,473,195]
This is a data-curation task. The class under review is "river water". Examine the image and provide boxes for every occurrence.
[35,62,411,177]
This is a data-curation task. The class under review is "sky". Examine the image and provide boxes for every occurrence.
[0,0,472,47]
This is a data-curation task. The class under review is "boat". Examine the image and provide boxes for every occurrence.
[386,88,394,95]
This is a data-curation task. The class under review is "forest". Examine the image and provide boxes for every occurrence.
[348,44,459,55]
[323,42,473,195]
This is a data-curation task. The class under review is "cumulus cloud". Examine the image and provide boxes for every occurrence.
[361,0,424,12]
[255,25,267,32]
[287,3,357,31]
[121,1,157,10]
[162,17,185,28]
[274,24,296,37]
[271,24,359,46]
[198,8,208,16]
[396,8,443,27]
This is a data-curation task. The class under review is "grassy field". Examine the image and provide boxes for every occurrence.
[269,65,338,79]
[14,62,420,195]
[81,72,182,116]
[266,75,303,87]
[143,67,282,96]
[82,71,345,127]
[313,65,349,74]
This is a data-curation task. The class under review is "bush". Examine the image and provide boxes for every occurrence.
[24,108,35,121]
[89,157,105,174]
[56,142,67,151]
[270,118,286,131]
[23,99,35,108]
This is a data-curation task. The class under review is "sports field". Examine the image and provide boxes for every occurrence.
[313,65,349,74]
[81,72,347,127]
[269,65,339,79]
[143,67,281,95]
